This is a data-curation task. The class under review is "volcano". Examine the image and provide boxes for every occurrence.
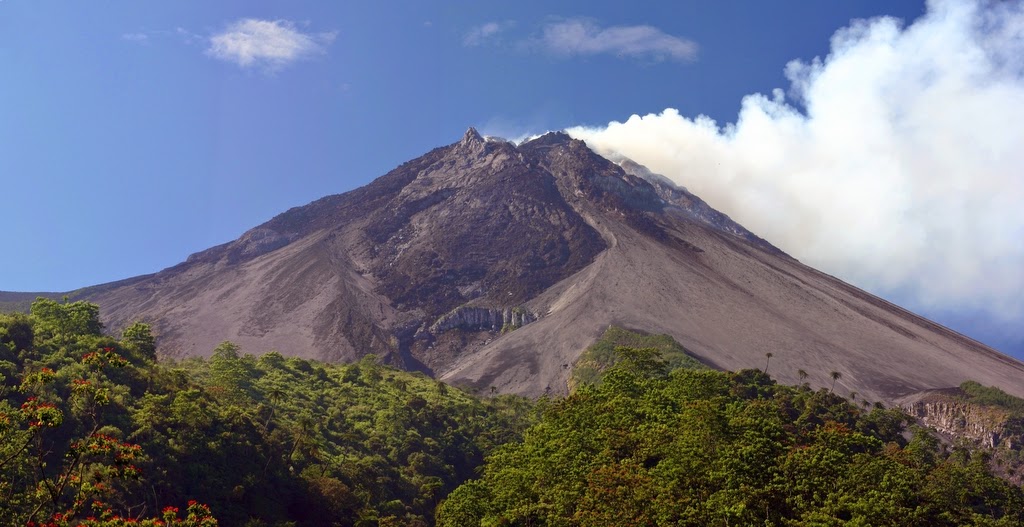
[10,129,1024,403]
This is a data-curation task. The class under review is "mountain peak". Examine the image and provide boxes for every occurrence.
[522,131,573,148]
[462,127,484,144]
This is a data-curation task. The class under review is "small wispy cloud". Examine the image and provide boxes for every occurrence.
[121,32,149,43]
[120,26,215,47]
[176,27,203,46]
[206,19,336,71]
[538,18,697,62]
[464,21,512,46]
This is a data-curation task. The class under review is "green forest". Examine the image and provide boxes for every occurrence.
[3,300,1024,526]
[0,299,530,526]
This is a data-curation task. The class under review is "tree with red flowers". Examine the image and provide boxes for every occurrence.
[2,337,217,526]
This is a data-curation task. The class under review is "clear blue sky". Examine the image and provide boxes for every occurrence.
[9,1,1024,359]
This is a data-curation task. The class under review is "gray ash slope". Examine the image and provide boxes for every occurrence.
[9,128,1024,403]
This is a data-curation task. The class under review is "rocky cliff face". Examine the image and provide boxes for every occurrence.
[424,306,536,336]
[897,388,1024,485]
[9,127,1024,402]
[899,389,1019,449]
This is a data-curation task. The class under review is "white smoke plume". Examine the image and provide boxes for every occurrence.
[567,0,1024,337]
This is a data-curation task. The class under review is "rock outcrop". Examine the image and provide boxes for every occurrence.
[899,389,1017,448]
[424,306,536,336]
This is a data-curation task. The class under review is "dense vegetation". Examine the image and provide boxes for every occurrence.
[438,348,1024,526]
[1,299,532,526]
[569,326,706,389]
[960,381,1024,415]
[4,300,1024,526]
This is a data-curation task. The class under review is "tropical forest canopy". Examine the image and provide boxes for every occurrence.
[2,300,1023,526]
[438,348,1024,526]
[0,299,531,526]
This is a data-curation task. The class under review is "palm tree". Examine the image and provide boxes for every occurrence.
[797,369,808,383]
[849,391,858,401]
[764,352,774,374]
[263,385,287,432]
[267,385,286,406]
[288,412,317,463]
[829,371,842,393]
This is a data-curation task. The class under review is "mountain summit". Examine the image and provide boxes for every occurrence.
[26,129,1024,402]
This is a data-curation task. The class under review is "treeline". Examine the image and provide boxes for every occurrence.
[0,299,532,526]
[438,348,1024,526]
[4,300,1024,526]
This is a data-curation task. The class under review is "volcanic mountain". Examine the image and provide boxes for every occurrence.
[8,129,1024,403]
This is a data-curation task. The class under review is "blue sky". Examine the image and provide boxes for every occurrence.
[5,1,1024,359]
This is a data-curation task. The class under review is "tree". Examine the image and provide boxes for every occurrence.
[797,369,808,383]
[121,322,157,361]
[208,341,251,404]
[764,352,774,374]
[260,383,289,434]
[267,385,286,407]
[614,346,668,378]
[30,298,103,346]
[436,481,490,527]
[0,312,34,353]
[830,371,842,393]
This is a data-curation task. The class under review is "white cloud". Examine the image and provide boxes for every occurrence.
[539,18,697,61]
[464,21,511,46]
[567,0,1024,335]
[207,19,336,71]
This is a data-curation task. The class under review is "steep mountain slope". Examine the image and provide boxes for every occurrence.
[4,129,1023,404]
[69,130,613,370]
